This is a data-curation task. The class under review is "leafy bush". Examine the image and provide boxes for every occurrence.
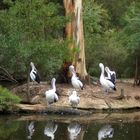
[0,0,69,81]
[0,86,21,110]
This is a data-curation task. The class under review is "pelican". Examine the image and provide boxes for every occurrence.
[27,121,35,139]
[99,63,116,93]
[98,125,114,140]
[69,65,83,90]
[44,121,58,140]
[69,90,80,108]
[45,78,59,105]
[68,122,81,140]
[105,66,116,84]
[30,62,40,84]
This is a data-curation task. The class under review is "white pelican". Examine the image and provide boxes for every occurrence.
[69,65,83,90]
[44,121,58,140]
[68,122,81,140]
[99,63,116,93]
[98,125,114,140]
[27,121,35,139]
[45,78,59,105]
[105,66,116,84]
[30,62,40,83]
[69,90,80,108]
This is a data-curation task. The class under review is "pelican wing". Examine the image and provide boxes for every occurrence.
[77,80,83,90]
[54,93,59,102]
[30,71,36,81]
[106,79,116,89]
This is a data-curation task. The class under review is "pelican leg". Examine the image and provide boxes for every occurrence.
[102,88,106,94]
[75,106,78,110]
[31,81,34,86]
[77,89,80,92]
[32,81,36,95]
[103,89,108,95]
[106,90,109,95]
[47,102,50,108]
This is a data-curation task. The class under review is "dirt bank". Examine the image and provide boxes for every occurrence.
[11,81,140,114]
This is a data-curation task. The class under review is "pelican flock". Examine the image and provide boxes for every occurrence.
[23,60,119,139]
[29,61,117,110]
[99,63,116,94]
[45,78,59,105]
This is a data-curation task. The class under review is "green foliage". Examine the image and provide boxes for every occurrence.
[85,30,128,77]
[119,2,140,77]
[0,86,21,110]
[0,0,139,81]
[0,0,69,80]
[121,2,140,55]
[31,40,70,79]
[83,0,109,36]
[83,1,127,77]
[96,0,139,27]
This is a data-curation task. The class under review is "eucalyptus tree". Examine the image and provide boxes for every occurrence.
[63,0,88,80]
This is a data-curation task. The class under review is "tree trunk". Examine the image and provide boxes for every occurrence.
[27,64,31,102]
[134,56,140,86]
[63,0,88,80]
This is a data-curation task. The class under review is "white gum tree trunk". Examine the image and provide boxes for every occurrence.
[63,0,88,80]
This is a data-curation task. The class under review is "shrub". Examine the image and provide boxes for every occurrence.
[0,86,21,110]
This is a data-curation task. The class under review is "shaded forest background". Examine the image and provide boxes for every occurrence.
[0,0,139,83]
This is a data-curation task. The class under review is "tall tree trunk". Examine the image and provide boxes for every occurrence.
[134,57,138,86]
[63,0,88,80]
[27,64,31,102]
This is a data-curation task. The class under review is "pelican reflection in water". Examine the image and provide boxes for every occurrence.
[44,121,58,140]
[67,122,81,140]
[27,121,35,139]
[98,125,114,140]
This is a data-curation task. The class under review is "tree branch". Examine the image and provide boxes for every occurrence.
[0,66,18,83]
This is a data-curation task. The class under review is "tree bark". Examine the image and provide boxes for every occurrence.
[27,64,31,102]
[134,57,138,86]
[134,57,140,86]
[63,0,88,80]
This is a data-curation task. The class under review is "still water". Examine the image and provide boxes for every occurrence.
[0,112,140,140]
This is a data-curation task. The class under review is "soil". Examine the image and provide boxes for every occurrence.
[11,79,140,114]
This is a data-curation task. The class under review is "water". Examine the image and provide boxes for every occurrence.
[0,112,140,140]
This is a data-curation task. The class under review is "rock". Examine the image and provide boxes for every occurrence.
[31,95,41,104]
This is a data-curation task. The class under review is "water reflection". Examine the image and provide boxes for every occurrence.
[44,121,58,140]
[0,112,140,140]
[27,121,35,139]
[67,122,81,140]
[98,125,114,140]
